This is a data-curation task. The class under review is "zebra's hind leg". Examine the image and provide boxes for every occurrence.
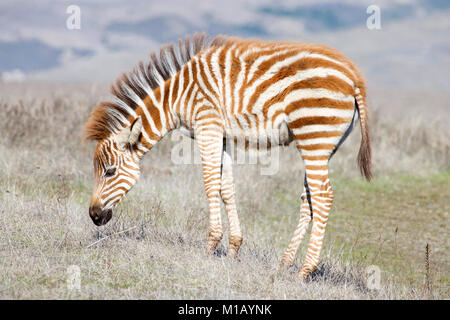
[298,166,334,280]
[279,175,312,267]
[220,145,242,258]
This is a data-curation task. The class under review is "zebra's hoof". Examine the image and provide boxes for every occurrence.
[207,239,221,254]
[227,248,239,259]
[278,257,294,269]
[297,266,316,282]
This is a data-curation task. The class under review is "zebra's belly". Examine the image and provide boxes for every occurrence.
[178,114,294,149]
[224,114,293,149]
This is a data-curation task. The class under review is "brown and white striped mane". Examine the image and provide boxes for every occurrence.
[84,33,232,141]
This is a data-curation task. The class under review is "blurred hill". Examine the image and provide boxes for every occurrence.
[0,0,449,91]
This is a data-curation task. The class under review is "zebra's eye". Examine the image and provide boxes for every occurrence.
[104,167,116,177]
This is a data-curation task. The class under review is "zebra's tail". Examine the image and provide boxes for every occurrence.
[354,86,372,181]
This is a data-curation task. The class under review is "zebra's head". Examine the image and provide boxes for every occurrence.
[89,117,143,226]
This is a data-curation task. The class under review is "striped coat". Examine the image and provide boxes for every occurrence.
[85,33,372,280]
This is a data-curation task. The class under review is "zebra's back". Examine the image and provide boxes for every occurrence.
[193,38,365,153]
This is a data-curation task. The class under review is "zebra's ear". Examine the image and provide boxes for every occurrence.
[129,116,142,145]
[116,117,142,150]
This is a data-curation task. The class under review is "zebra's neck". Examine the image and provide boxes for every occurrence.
[135,70,185,153]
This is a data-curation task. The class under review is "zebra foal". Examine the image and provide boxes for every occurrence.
[84,33,372,279]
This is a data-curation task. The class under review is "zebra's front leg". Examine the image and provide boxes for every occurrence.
[279,178,312,267]
[196,128,225,254]
[220,145,242,258]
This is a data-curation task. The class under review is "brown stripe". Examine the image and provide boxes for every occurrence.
[218,46,233,129]
[136,104,160,140]
[162,77,171,126]
[138,137,152,149]
[196,116,223,125]
[246,49,299,86]
[286,98,354,113]
[206,47,219,91]
[238,50,253,114]
[294,131,342,140]
[175,66,189,114]
[169,72,180,113]
[153,82,161,102]
[218,45,227,90]
[267,109,285,129]
[183,83,196,125]
[101,186,128,200]
[229,46,240,115]
[305,165,329,171]
[300,155,329,161]
[299,143,335,151]
[258,76,353,116]
[240,114,252,130]
[305,173,329,181]
[103,179,133,194]
[298,57,357,84]
[196,55,219,105]
[290,116,351,129]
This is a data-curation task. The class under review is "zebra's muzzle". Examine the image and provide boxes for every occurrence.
[89,206,112,226]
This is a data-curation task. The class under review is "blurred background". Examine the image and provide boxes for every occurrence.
[0,0,448,299]
[2,0,450,122]
[0,0,449,88]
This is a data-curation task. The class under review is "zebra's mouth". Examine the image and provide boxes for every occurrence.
[90,208,112,226]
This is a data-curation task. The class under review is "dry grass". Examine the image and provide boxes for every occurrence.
[0,82,448,299]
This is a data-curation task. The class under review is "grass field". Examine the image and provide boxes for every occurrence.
[0,83,448,299]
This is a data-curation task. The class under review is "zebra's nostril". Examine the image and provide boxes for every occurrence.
[89,206,103,225]
[89,206,112,226]
[89,206,99,215]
